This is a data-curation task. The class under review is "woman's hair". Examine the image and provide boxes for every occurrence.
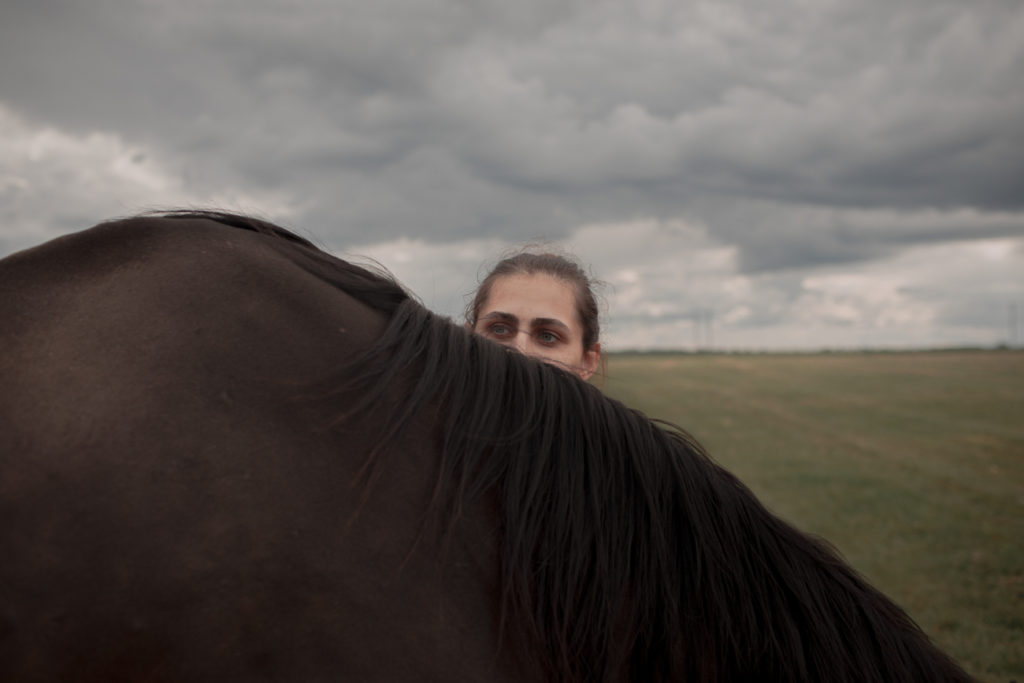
[466,250,602,351]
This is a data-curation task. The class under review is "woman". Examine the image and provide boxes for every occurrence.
[466,251,602,380]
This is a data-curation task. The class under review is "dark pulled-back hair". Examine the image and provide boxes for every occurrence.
[466,250,602,351]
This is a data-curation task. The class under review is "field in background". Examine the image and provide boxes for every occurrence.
[601,350,1023,682]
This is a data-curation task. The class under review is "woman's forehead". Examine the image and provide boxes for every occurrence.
[484,273,580,325]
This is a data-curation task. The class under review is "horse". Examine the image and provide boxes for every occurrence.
[0,211,976,682]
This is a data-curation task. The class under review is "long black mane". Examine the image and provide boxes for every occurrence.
[154,211,974,682]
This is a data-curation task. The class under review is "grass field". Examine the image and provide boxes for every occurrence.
[601,350,1024,682]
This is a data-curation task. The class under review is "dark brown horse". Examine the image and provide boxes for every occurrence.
[0,212,975,682]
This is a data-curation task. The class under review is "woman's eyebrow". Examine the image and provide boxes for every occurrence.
[480,311,519,324]
[530,317,570,332]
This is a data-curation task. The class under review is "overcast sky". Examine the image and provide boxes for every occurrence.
[2,0,1022,350]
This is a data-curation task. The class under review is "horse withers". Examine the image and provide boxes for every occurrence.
[0,212,977,682]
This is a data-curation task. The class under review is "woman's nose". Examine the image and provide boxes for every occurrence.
[512,330,530,353]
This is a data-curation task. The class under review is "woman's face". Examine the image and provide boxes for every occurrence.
[473,273,600,380]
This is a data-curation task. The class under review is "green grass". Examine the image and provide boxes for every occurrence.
[601,350,1024,682]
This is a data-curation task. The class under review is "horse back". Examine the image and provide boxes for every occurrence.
[1,217,382,459]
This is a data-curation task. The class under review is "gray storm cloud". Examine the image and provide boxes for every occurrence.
[1,0,1022,348]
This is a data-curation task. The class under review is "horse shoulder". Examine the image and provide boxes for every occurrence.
[0,216,528,682]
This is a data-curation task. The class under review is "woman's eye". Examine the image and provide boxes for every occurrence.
[537,330,560,345]
[488,323,513,337]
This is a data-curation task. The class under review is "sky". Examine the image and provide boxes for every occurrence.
[1,0,1022,351]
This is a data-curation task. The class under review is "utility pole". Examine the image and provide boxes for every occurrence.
[706,308,714,351]
[1010,303,1019,348]
[693,309,713,352]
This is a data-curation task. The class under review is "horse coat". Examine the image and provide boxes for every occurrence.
[0,213,976,682]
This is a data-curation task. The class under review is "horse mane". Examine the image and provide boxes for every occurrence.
[153,211,974,683]
[331,305,975,683]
